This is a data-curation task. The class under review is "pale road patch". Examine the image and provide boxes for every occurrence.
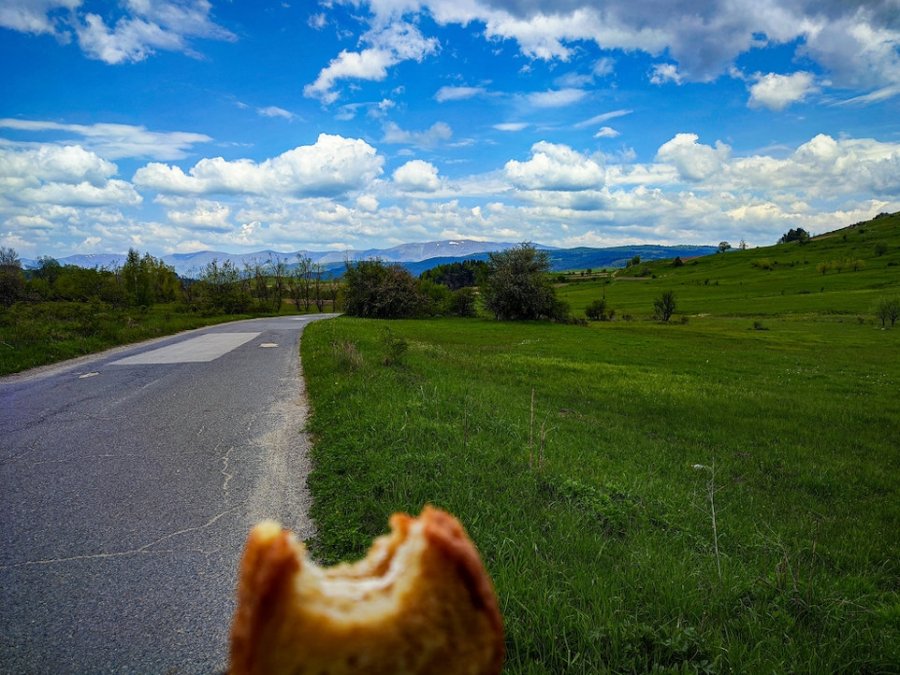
[110,332,260,365]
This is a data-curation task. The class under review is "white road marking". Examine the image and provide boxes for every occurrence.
[79,372,100,379]
[110,333,261,365]
[259,343,278,348]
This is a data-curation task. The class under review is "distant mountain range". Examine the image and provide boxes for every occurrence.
[21,240,717,277]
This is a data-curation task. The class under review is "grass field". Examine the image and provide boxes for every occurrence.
[300,215,900,673]
[557,214,900,320]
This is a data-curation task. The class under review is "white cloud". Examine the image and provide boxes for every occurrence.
[574,109,632,128]
[594,127,620,139]
[0,144,142,209]
[166,201,232,232]
[133,133,383,197]
[494,122,529,132]
[527,88,587,108]
[0,118,211,160]
[358,0,900,93]
[0,0,79,35]
[748,71,818,110]
[650,63,683,85]
[656,133,731,181]
[393,160,441,192]
[304,21,438,103]
[382,121,452,147]
[74,0,235,64]
[257,106,295,120]
[505,141,604,191]
[435,86,486,102]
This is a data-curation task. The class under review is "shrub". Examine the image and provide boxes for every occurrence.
[448,288,477,317]
[585,297,613,321]
[653,290,677,322]
[875,297,900,328]
[874,242,888,257]
[482,244,562,321]
[343,259,424,319]
[778,228,810,244]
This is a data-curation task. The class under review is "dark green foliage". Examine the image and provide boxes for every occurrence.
[653,290,677,322]
[343,259,424,318]
[448,287,477,317]
[482,243,563,321]
[672,256,685,267]
[0,246,24,307]
[779,228,810,244]
[718,241,732,253]
[875,242,888,256]
[585,297,614,321]
[419,259,488,290]
[875,297,900,327]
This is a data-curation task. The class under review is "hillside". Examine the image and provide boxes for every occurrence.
[558,212,900,318]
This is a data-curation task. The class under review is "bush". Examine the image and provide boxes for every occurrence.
[482,244,562,321]
[343,259,424,319]
[875,297,900,328]
[778,228,810,245]
[585,297,613,321]
[874,242,888,257]
[653,290,677,322]
[381,328,408,366]
[448,288,477,317]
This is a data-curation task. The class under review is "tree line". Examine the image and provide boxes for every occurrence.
[0,246,338,315]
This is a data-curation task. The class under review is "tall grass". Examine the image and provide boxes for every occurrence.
[301,316,899,672]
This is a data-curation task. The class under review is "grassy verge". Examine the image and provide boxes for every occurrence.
[301,316,899,673]
[0,301,297,375]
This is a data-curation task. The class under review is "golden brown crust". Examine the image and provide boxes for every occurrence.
[229,508,504,675]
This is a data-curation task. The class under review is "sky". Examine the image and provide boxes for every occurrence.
[1,0,899,258]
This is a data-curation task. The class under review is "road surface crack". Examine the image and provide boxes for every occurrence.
[0,503,244,569]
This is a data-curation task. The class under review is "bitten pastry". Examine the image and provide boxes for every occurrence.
[229,506,504,675]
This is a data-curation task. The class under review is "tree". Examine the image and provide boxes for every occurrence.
[0,246,23,307]
[343,259,423,318]
[672,256,684,267]
[718,241,732,253]
[875,297,900,328]
[778,228,810,245]
[653,290,677,322]
[585,297,613,321]
[482,244,561,321]
[739,239,748,250]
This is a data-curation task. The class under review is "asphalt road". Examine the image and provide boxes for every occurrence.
[0,314,335,673]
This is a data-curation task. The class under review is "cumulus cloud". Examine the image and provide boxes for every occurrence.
[393,160,441,192]
[748,71,818,110]
[656,133,731,181]
[353,0,900,93]
[505,141,604,191]
[304,21,438,103]
[0,144,141,207]
[133,134,383,197]
[594,127,620,139]
[382,121,452,147]
[0,118,211,160]
[72,0,235,64]
[650,63,683,85]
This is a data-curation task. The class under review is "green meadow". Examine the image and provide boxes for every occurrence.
[301,215,900,673]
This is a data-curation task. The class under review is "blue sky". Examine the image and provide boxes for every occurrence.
[1,0,899,257]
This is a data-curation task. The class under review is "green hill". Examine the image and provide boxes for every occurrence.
[558,212,900,319]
